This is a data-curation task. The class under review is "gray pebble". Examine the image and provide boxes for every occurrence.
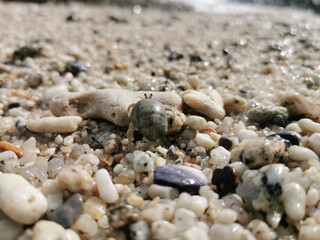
[47,193,83,228]
[248,106,288,125]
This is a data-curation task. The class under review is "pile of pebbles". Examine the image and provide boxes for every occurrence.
[2,2,320,240]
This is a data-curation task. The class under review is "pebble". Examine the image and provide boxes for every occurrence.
[43,84,68,103]
[154,165,208,194]
[237,129,258,142]
[0,211,23,240]
[72,214,98,237]
[285,122,302,133]
[83,196,106,220]
[223,94,247,114]
[236,164,287,212]
[0,141,24,158]
[141,201,175,223]
[33,220,65,240]
[174,208,197,233]
[47,193,83,228]
[12,42,42,60]
[129,220,150,240]
[288,145,319,161]
[272,114,286,127]
[66,60,90,76]
[195,132,215,149]
[298,118,320,134]
[57,166,93,193]
[109,205,140,228]
[281,93,320,123]
[25,72,43,88]
[231,137,288,168]
[181,89,225,120]
[283,182,306,221]
[266,132,299,145]
[182,225,209,240]
[26,116,82,133]
[218,136,233,150]
[94,168,119,203]
[151,220,178,239]
[306,188,319,206]
[186,115,207,131]
[50,89,183,127]
[148,184,179,199]
[209,146,231,166]
[176,192,208,217]
[0,173,48,224]
[211,166,238,197]
[299,224,320,240]
[0,150,19,172]
[247,219,277,240]
[133,151,154,172]
[209,223,256,240]
[247,105,288,125]
[215,209,237,224]
[306,133,320,156]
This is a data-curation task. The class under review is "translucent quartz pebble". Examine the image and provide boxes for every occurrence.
[236,164,287,212]
[266,132,299,145]
[47,193,83,228]
[154,165,208,194]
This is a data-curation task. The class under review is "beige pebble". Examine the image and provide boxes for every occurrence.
[209,223,256,240]
[126,193,144,207]
[288,146,319,162]
[299,224,320,240]
[186,115,207,131]
[0,211,23,240]
[148,184,179,199]
[72,214,98,237]
[0,173,48,224]
[50,89,182,126]
[94,169,119,203]
[142,201,175,223]
[182,225,209,240]
[298,118,320,134]
[181,89,225,120]
[223,94,247,114]
[176,193,208,217]
[215,209,237,224]
[151,220,178,240]
[174,208,197,233]
[306,188,319,207]
[61,229,81,240]
[306,133,320,156]
[27,116,82,133]
[195,132,215,149]
[57,166,93,193]
[83,197,106,220]
[33,220,65,240]
[281,93,320,123]
[283,182,306,221]
[247,219,277,240]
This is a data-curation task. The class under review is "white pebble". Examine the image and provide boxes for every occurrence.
[19,137,37,165]
[63,135,74,146]
[55,135,64,144]
[209,223,256,240]
[0,173,47,224]
[229,162,248,178]
[27,116,82,133]
[142,202,175,223]
[0,117,14,135]
[182,225,209,240]
[174,208,197,233]
[94,169,119,203]
[83,196,107,220]
[215,209,237,224]
[195,132,215,149]
[306,188,319,207]
[237,129,258,142]
[61,229,81,240]
[72,214,98,237]
[176,192,208,217]
[186,115,207,131]
[133,152,154,172]
[288,145,319,162]
[285,122,301,133]
[43,84,68,102]
[306,133,320,156]
[97,215,109,229]
[298,118,320,134]
[283,182,306,221]
[148,184,179,199]
[151,220,177,240]
[209,146,231,166]
[33,220,65,240]
[299,224,320,240]
[0,211,23,240]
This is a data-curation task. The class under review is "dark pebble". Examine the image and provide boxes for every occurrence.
[109,205,140,228]
[47,193,83,228]
[211,166,238,197]
[266,132,299,145]
[166,148,178,160]
[133,131,143,141]
[66,12,80,22]
[109,15,127,24]
[8,102,20,109]
[154,165,208,194]
[15,119,27,132]
[168,51,184,61]
[272,115,285,127]
[66,60,90,76]
[12,42,42,61]
[189,54,203,62]
[218,136,233,150]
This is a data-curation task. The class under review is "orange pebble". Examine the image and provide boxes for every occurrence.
[0,141,24,158]
[199,127,216,134]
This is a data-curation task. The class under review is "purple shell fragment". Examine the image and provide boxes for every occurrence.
[154,165,208,194]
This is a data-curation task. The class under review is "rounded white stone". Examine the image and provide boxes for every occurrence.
[151,220,178,240]
[237,129,258,142]
[288,145,319,162]
[33,220,65,240]
[182,225,209,240]
[148,184,179,199]
[27,116,82,133]
[306,188,319,207]
[209,223,256,240]
[186,115,207,131]
[195,132,215,149]
[72,214,98,237]
[0,173,48,224]
[298,118,320,133]
[216,209,237,224]
[43,84,68,102]
[0,211,23,240]
[285,122,301,133]
[307,133,320,156]
[209,146,231,166]
[83,196,107,220]
[299,224,320,240]
[176,193,208,217]
[283,182,306,221]
[94,169,119,203]
[174,208,197,233]
[61,229,81,240]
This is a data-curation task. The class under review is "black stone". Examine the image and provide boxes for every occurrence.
[218,136,233,150]
[66,60,90,76]
[168,51,184,61]
[189,54,203,62]
[211,166,238,197]
[272,115,285,127]
[266,132,299,145]
[8,102,20,109]
[133,131,143,141]
[47,193,83,228]
[109,15,127,24]
[12,42,42,61]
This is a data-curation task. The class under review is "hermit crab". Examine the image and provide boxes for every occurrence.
[127,94,186,141]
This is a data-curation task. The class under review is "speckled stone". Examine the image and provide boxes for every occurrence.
[248,106,288,125]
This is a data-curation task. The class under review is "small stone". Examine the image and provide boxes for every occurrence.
[25,72,42,88]
[27,116,82,133]
[186,115,207,131]
[8,102,20,109]
[288,145,319,162]
[283,182,306,221]
[109,205,140,228]
[223,94,247,114]
[306,133,320,156]
[83,196,106,220]
[57,166,93,193]
[195,132,215,149]
[66,60,90,76]
[72,214,98,237]
[148,184,179,199]
[209,223,256,240]
[47,193,83,228]
[209,146,231,167]
[43,84,68,103]
[12,42,42,60]
[0,211,23,240]
[298,118,320,134]
[266,132,299,145]
[215,209,237,224]
[189,54,202,62]
[141,201,174,223]
[181,89,225,120]
[248,105,288,126]
[306,188,319,206]
[272,115,285,127]
[154,165,208,194]
[281,93,320,122]
[0,141,24,159]
[94,169,119,203]
[218,136,233,150]
[236,164,287,212]
[173,208,197,233]
[299,224,320,240]
[176,192,208,217]
[211,166,238,197]
[129,220,150,240]
[33,220,65,240]
[182,225,209,240]
[0,173,48,224]
[151,220,178,239]
[66,12,80,21]
[247,219,277,240]
[0,151,19,172]
[15,119,27,132]
[168,51,184,62]
[133,152,154,172]
[237,129,258,142]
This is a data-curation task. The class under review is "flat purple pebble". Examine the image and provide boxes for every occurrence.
[154,165,208,194]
